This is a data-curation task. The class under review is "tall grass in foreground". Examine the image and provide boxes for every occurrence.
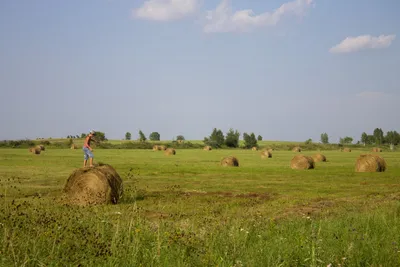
[1,197,400,266]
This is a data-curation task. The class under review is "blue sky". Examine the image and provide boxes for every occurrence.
[0,0,399,142]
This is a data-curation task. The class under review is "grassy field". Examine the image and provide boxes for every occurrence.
[1,148,400,266]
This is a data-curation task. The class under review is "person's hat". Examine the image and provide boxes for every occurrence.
[89,130,95,134]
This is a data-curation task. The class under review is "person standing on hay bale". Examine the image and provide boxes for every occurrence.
[83,130,96,167]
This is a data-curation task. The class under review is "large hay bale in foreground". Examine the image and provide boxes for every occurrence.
[261,150,272,159]
[292,147,301,152]
[312,153,327,162]
[39,145,45,151]
[290,155,315,170]
[63,164,123,205]
[153,145,159,151]
[355,154,386,172]
[221,156,239,167]
[203,146,212,151]
[165,148,176,155]
[251,146,258,151]
[342,147,351,152]
[372,147,382,152]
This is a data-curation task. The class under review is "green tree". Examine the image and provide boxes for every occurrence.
[373,128,384,145]
[203,128,225,148]
[225,128,240,148]
[94,131,106,142]
[361,132,368,146]
[125,132,131,140]
[243,132,257,149]
[339,136,353,144]
[80,133,87,138]
[138,130,146,142]
[305,138,312,145]
[257,135,262,141]
[149,132,160,141]
[320,133,329,144]
[176,135,185,141]
[386,131,400,146]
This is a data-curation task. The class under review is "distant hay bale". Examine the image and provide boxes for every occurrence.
[203,146,212,151]
[292,147,301,152]
[153,145,159,151]
[158,145,166,151]
[165,148,176,156]
[267,148,274,153]
[261,150,272,159]
[251,147,258,151]
[355,154,387,172]
[312,153,327,162]
[63,163,123,206]
[39,145,45,151]
[372,147,382,152]
[221,156,239,167]
[29,146,41,154]
[70,144,78,150]
[342,147,352,152]
[177,140,184,144]
[290,155,315,170]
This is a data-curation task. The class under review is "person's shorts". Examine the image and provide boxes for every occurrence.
[83,147,94,160]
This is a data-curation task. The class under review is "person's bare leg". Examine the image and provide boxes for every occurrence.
[83,159,87,167]
[89,157,94,167]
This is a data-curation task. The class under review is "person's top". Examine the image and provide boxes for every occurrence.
[84,134,93,149]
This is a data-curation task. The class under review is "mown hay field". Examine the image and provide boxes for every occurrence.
[1,148,400,266]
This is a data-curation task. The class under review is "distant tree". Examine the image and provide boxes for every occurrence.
[225,128,240,148]
[305,138,312,145]
[138,130,147,142]
[149,132,160,141]
[339,136,353,144]
[125,132,131,140]
[386,131,400,146]
[257,135,262,141]
[203,128,225,148]
[243,132,257,149]
[94,131,106,142]
[373,128,384,145]
[80,133,87,138]
[68,138,73,146]
[361,132,368,146]
[176,135,185,141]
[75,135,79,139]
[320,133,329,144]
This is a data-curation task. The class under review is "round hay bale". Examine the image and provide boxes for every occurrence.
[261,150,272,159]
[290,155,315,170]
[292,147,301,152]
[39,145,45,151]
[372,147,382,152]
[63,163,123,206]
[312,153,327,162]
[267,148,274,153]
[251,146,258,151]
[355,154,386,172]
[153,145,159,151]
[29,146,41,154]
[177,140,184,144]
[70,144,78,150]
[342,147,351,152]
[203,146,212,151]
[221,156,239,167]
[165,148,176,156]
[158,145,166,151]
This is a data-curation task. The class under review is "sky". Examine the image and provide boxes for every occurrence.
[0,0,399,143]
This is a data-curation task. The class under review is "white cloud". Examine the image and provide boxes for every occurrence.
[356,91,387,99]
[330,34,396,54]
[203,0,314,33]
[133,0,198,21]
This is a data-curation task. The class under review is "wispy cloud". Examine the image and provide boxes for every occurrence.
[133,0,198,21]
[330,34,396,54]
[356,91,387,99]
[203,0,314,33]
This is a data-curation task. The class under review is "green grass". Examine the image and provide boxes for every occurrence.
[1,148,400,266]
